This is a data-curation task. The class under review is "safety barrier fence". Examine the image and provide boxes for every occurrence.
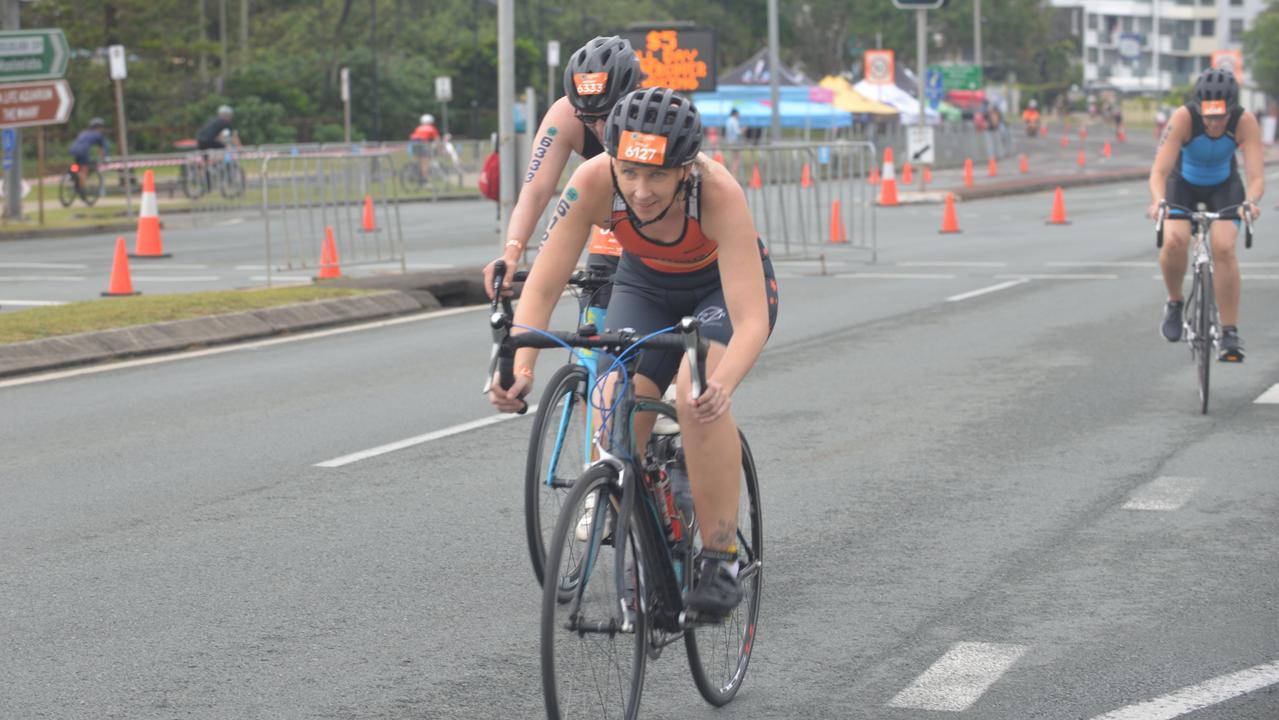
[260,150,405,286]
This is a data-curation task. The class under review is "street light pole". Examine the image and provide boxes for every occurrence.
[973,0,982,74]
[767,0,781,142]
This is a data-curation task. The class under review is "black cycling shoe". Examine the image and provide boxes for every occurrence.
[1161,300,1184,342]
[1219,327,1245,363]
[684,555,743,620]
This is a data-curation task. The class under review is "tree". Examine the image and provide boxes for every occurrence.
[1243,1,1279,100]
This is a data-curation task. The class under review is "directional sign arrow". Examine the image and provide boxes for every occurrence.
[912,145,932,161]
[0,29,70,82]
[0,79,75,129]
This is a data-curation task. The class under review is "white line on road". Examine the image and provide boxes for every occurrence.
[0,299,65,306]
[130,263,210,270]
[834,272,956,280]
[249,275,313,283]
[0,262,88,269]
[1043,261,1155,268]
[946,279,1029,303]
[0,275,86,282]
[315,410,537,468]
[1087,660,1279,720]
[887,642,1027,712]
[1255,383,1279,404]
[1121,476,1201,511]
[994,273,1120,281]
[0,304,487,390]
[898,261,1008,268]
[131,275,221,282]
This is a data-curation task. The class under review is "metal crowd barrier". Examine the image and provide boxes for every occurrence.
[861,122,1017,171]
[260,149,405,286]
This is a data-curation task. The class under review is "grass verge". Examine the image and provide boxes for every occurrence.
[0,286,375,344]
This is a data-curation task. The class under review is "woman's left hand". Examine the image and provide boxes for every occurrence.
[690,379,732,424]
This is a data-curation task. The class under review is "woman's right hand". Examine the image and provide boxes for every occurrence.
[483,255,520,300]
[1147,198,1164,221]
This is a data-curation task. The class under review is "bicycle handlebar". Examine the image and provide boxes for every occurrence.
[1155,200,1255,250]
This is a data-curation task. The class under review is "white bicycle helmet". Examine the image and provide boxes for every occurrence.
[420,114,435,125]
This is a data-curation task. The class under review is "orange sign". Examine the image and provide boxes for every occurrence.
[574,72,608,96]
[617,131,668,166]
[1201,99,1228,116]
[1212,50,1243,80]
[622,28,716,92]
[864,49,895,86]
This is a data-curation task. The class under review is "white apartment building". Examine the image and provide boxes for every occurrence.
[1050,0,1268,103]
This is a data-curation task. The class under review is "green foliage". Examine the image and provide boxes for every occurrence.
[1244,2,1279,99]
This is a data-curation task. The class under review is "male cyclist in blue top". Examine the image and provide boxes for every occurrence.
[1147,68,1264,361]
[68,117,109,188]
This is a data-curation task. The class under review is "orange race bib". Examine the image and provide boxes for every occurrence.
[616,131,667,166]
[588,225,623,257]
[574,72,609,96]
[1201,99,1227,116]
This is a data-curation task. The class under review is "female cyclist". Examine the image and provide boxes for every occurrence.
[489,87,780,618]
[482,35,642,310]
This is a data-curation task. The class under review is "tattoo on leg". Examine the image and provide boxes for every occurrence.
[709,520,737,551]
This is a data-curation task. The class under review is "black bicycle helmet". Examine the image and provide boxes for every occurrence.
[605,87,702,168]
[563,36,642,117]
[1193,68,1239,115]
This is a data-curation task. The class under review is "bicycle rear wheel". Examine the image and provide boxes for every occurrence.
[526,363,592,585]
[685,430,763,706]
[79,168,104,206]
[57,173,77,207]
[398,163,425,195]
[542,465,646,720]
[1197,266,1214,414]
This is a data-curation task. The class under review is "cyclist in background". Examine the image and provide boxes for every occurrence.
[409,113,441,181]
[489,88,780,619]
[197,105,239,151]
[68,117,109,187]
[482,35,643,310]
[1021,99,1040,137]
[1147,68,1264,361]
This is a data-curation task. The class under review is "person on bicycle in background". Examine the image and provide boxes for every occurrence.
[1022,99,1041,137]
[489,87,780,619]
[68,117,109,188]
[482,35,643,314]
[1147,68,1264,361]
[197,105,240,151]
[409,113,441,181]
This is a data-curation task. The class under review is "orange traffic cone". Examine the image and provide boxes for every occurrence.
[1047,186,1069,225]
[801,163,812,188]
[1040,124,1049,137]
[1019,153,1029,174]
[829,199,848,244]
[749,164,762,189]
[868,167,880,185]
[1102,141,1112,158]
[130,170,170,258]
[102,237,140,296]
[1060,135,1069,149]
[901,162,913,185]
[923,166,933,184]
[317,226,342,279]
[713,151,724,165]
[878,147,899,206]
[1118,129,1127,143]
[1077,150,1087,169]
[360,195,378,233]
[987,156,998,177]
[1079,127,1088,141]
[939,192,961,234]
[963,158,974,188]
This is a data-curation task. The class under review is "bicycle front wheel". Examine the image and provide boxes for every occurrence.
[219,163,246,198]
[685,430,763,706]
[1197,266,1214,414]
[80,168,104,206]
[181,163,205,199]
[542,465,646,720]
[526,363,592,585]
[398,163,424,195]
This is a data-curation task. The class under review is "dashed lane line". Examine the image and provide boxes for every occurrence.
[314,409,537,468]
[946,279,1029,303]
[0,262,88,269]
[834,272,957,280]
[898,261,1008,268]
[886,642,1028,712]
[994,273,1120,281]
[130,275,221,282]
[1121,476,1201,511]
[1087,660,1279,720]
[1044,261,1155,268]
[0,299,65,306]
[0,275,86,282]
[1255,383,1279,404]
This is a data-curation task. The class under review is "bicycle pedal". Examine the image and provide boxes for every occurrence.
[678,608,729,627]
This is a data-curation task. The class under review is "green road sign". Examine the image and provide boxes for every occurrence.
[0,29,70,82]
[929,63,982,91]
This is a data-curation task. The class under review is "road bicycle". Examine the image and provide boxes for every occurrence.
[398,138,463,195]
[181,151,247,199]
[58,160,104,207]
[1155,199,1255,414]
[485,263,763,719]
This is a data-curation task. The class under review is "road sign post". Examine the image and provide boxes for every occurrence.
[435,75,452,136]
[546,40,559,119]
[340,67,350,143]
[108,44,132,215]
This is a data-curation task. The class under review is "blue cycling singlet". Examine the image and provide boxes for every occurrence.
[1177,105,1241,186]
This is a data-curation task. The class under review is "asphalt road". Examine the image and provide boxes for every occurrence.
[3,176,1279,719]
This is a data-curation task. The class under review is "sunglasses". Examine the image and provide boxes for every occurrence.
[576,111,609,124]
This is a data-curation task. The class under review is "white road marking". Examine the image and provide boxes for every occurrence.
[898,261,1008,268]
[0,262,87,269]
[0,304,487,390]
[887,642,1027,712]
[1122,476,1201,511]
[249,275,312,283]
[1044,261,1155,268]
[834,272,956,280]
[1087,660,1279,720]
[1255,383,1279,404]
[994,273,1119,280]
[1240,274,1279,280]
[0,299,65,306]
[315,410,537,468]
[129,263,210,270]
[946,279,1030,303]
[1239,262,1279,267]
[236,265,268,270]
[0,275,86,282]
[131,275,221,282]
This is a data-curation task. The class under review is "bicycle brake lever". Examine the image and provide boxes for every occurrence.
[679,317,705,399]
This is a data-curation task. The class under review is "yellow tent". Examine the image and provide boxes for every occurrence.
[820,76,899,115]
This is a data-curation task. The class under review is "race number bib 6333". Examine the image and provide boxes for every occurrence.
[574,72,609,96]
[617,131,667,166]
[1201,99,1227,116]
